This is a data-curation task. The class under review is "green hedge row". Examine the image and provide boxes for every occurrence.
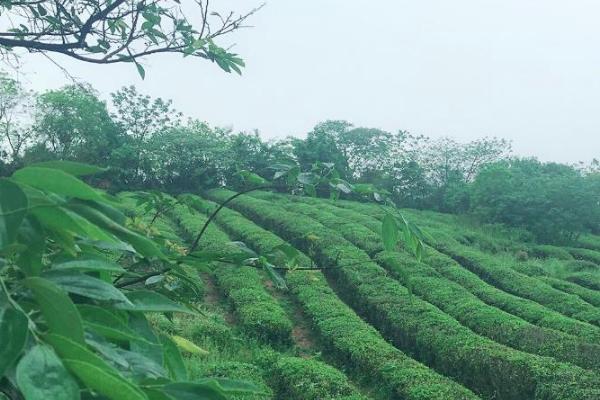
[190,361,272,400]
[118,192,184,243]
[434,240,600,326]
[567,247,600,265]
[207,189,600,400]
[193,194,480,400]
[538,276,600,308]
[270,197,600,371]
[169,201,293,345]
[169,201,232,252]
[529,245,574,260]
[269,192,600,343]
[214,266,293,345]
[563,271,600,291]
[320,196,600,327]
[258,353,367,400]
[578,235,600,252]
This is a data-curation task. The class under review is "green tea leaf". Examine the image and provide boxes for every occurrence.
[0,179,28,250]
[13,167,103,201]
[0,307,28,376]
[77,305,144,342]
[159,334,187,380]
[16,344,79,400]
[43,271,132,304]
[116,291,193,313]
[28,161,108,176]
[162,382,227,400]
[25,277,85,344]
[170,335,209,355]
[381,213,399,252]
[62,359,148,400]
[197,377,265,395]
[45,333,118,375]
[71,204,166,260]
[53,259,126,273]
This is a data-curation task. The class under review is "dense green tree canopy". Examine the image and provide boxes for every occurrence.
[472,158,600,242]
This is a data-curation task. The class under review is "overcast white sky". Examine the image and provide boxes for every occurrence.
[14,0,600,163]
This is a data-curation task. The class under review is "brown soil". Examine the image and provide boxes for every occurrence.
[263,278,316,352]
[201,272,236,325]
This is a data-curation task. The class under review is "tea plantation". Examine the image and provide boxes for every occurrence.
[120,190,600,400]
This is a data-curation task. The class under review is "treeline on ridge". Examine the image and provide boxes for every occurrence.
[0,76,598,243]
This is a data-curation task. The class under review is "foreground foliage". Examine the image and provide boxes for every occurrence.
[0,162,262,399]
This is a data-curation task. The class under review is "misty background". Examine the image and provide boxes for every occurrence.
[14,0,600,163]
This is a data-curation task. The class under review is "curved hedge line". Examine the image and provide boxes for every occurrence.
[314,196,600,327]
[259,354,368,400]
[269,192,600,343]
[578,235,600,252]
[435,240,600,326]
[207,189,600,400]
[118,192,184,243]
[190,361,273,400]
[538,276,600,308]
[169,202,293,345]
[214,266,293,344]
[567,247,600,265]
[169,201,232,252]
[270,197,600,371]
[192,194,480,400]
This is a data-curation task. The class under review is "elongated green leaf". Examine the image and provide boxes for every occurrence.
[159,335,187,380]
[0,179,27,250]
[116,291,193,313]
[237,170,268,185]
[77,305,143,342]
[53,259,126,273]
[62,359,148,400]
[128,313,163,367]
[28,161,108,176]
[31,205,122,247]
[135,63,146,80]
[329,178,353,194]
[50,332,164,382]
[162,382,227,400]
[71,204,165,260]
[297,172,319,185]
[45,333,118,375]
[143,389,176,400]
[16,344,79,400]
[196,378,265,395]
[263,262,287,290]
[16,217,45,276]
[13,167,103,201]
[170,335,208,355]
[43,271,132,304]
[25,277,85,343]
[381,213,399,252]
[0,307,28,376]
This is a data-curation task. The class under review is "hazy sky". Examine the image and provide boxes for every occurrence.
[14,0,600,163]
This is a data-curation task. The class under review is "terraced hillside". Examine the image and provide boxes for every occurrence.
[123,190,600,400]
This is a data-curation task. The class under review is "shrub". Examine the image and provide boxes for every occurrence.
[195,194,479,400]
[264,356,367,400]
[279,191,600,342]
[274,196,600,371]
[530,245,573,260]
[207,189,600,400]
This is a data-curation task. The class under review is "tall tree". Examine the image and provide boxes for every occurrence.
[111,85,182,141]
[30,84,122,164]
[292,120,353,179]
[0,72,33,164]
